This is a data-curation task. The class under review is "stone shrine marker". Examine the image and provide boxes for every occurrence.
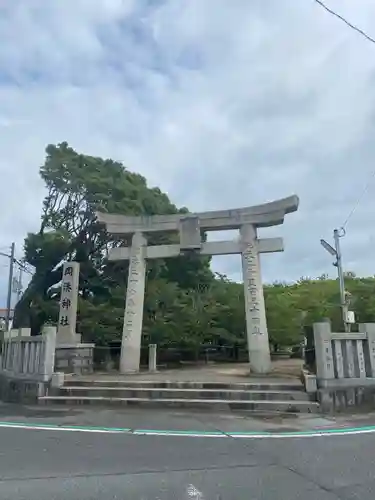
[55,261,95,375]
[97,195,299,374]
[57,261,80,344]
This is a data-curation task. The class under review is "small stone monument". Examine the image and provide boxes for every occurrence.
[54,261,94,374]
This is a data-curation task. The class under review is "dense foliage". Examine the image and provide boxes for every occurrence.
[13,143,375,350]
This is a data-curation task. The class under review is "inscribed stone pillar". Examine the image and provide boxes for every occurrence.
[57,262,80,344]
[313,322,334,380]
[240,224,271,374]
[120,232,147,373]
[359,323,375,378]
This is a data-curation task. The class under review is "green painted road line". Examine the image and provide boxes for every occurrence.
[133,429,224,435]
[0,420,375,438]
[0,421,132,433]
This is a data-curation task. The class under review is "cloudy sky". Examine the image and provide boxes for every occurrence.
[1,0,375,307]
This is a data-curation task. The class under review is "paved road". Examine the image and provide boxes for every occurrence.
[0,404,374,499]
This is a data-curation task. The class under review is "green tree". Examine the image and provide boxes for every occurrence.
[264,283,302,350]
[16,143,375,353]
[14,142,213,338]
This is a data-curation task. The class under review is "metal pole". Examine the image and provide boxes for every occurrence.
[5,242,15,331]
[333,229,348,332]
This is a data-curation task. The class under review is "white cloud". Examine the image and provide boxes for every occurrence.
[1,0,375,308]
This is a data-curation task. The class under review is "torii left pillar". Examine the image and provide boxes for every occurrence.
[240,224,271,374]
[120,232,147,373]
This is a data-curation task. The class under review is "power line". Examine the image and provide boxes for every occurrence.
[340,169,375,230]
[313,2,375,233]
[314,0,375,45]
[14,259,33,276]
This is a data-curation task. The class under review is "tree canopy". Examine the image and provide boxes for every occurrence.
[13,143,375,350]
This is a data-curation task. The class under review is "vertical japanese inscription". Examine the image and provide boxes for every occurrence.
[58,262,79,341]
[242,241,263,335]
[123,234,145,341]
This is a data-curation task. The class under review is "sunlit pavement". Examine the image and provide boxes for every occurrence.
[0,403,375,499]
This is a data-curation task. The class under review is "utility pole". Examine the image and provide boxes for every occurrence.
[0,243,16,331]
[320,229,350,332]
[333,229,349,332]
[5,242,15,331]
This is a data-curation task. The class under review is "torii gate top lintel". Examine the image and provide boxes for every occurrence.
[96,194,299,235]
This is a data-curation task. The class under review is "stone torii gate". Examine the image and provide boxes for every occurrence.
[96,195,299,374]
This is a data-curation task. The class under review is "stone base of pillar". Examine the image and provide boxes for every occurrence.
[120,345,142,374]
[249,350,271,374]
[55,344,95,375]
[56,333,82,345]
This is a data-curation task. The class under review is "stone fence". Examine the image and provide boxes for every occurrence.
[313,322,375,411]
[0,326,57,402]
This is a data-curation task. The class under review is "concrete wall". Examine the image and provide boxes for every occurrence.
[0,374,49,404]
[313,322,375,412]
[318,385,375,413]
[55,344,94,374]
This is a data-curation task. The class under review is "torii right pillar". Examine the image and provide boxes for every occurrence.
[240,224,271,374]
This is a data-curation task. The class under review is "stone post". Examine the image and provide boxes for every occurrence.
[313,322,334,380]
[148,344,157,372]
[120,232,147,373]
[359,323,375,377]
[240,224,271,374]
[18,328,31,337]
[41,325,57,382]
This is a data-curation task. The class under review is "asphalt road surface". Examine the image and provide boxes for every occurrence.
[0,404,374,499]
[1,425,375,499]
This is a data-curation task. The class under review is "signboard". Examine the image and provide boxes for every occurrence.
[320,239,336,257]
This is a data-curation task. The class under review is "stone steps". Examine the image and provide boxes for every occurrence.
[40,379,319,414]
[53,386,311,401]
[63,379,304,391]
[38,395,319,413]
